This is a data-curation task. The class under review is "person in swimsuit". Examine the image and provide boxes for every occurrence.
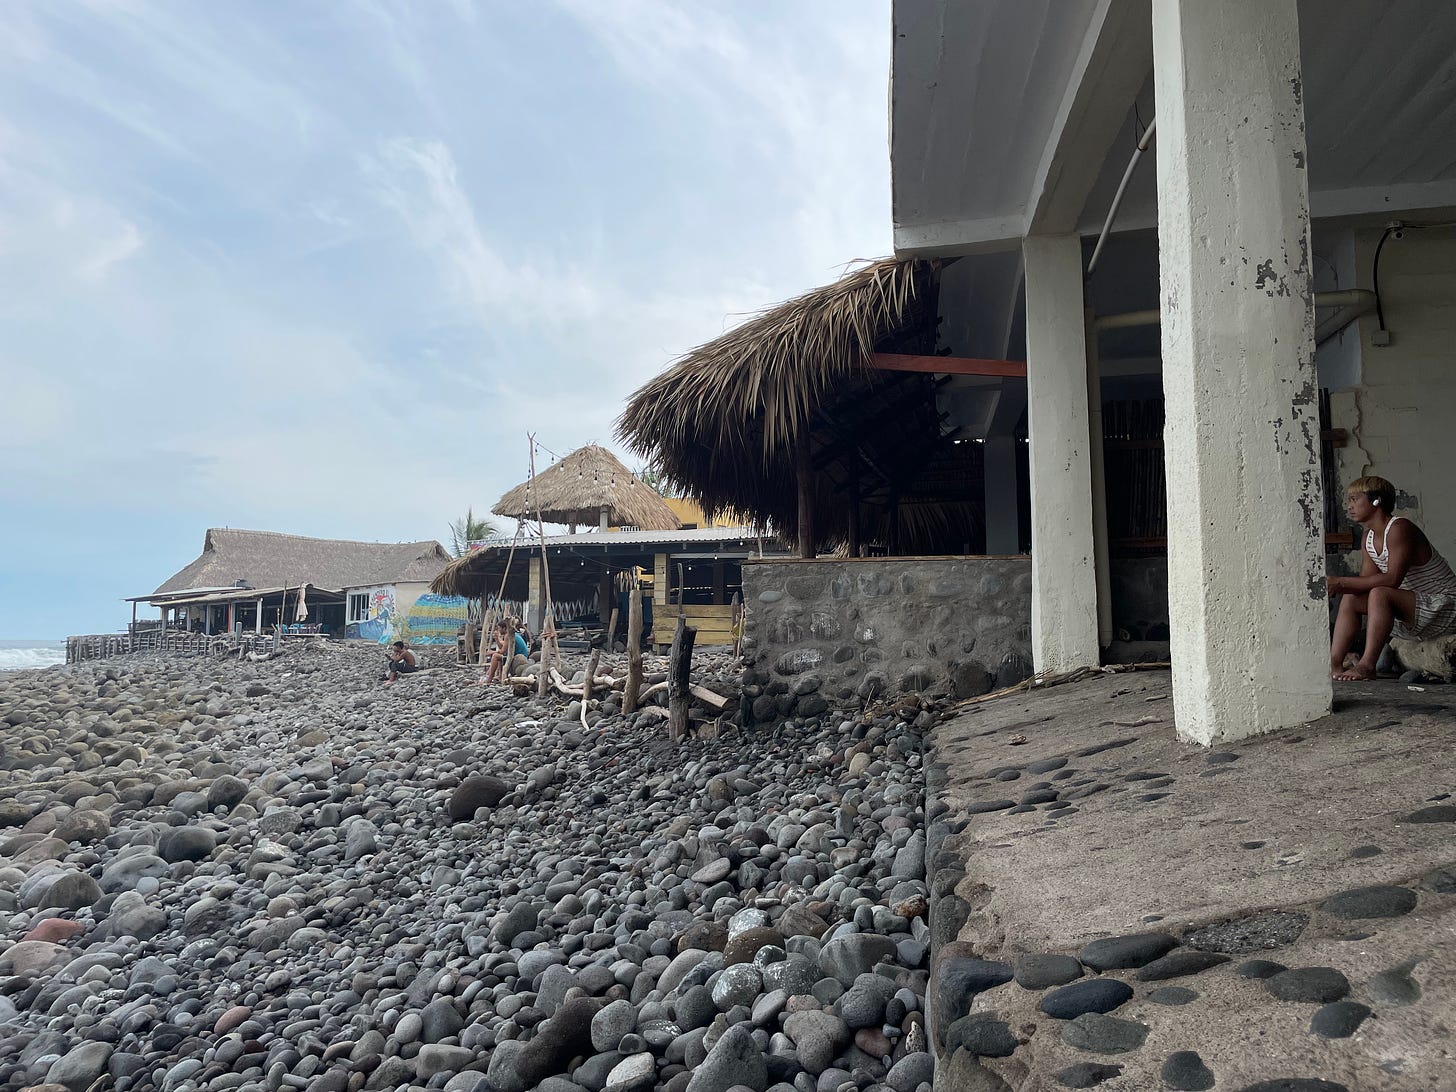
[482,618,530,685]
[1329,475,1456,680]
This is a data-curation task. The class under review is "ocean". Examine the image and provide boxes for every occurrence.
[0,639,67,672]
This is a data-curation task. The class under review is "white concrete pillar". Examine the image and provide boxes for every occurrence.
[1153,0,1331,744]
[1023,235,1100,673]
[982,436,1022,554]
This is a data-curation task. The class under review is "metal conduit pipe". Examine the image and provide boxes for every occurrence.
[1086,116,1156,276]
[1091,290,1377,334]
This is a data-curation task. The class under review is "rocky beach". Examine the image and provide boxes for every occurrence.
[0,642,940,1092]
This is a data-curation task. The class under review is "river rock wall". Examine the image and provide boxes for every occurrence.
[739,557,1033,720]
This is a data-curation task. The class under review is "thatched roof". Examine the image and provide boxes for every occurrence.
[155,529,452,595]
[617,258,981,553]
[492,444,681,531]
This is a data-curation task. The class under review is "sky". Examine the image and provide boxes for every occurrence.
[0,0,893,639]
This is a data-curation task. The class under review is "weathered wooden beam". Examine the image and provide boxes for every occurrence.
[667,614,697,740]
[796,444,816,559]
[872,353,1026,377]
[624,578,644,714]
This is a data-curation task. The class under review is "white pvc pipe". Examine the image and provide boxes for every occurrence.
[1087,116,1157,276]
[1092,290,1377,333]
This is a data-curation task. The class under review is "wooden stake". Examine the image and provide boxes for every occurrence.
[624,571,644,714]
[528,434,558,698]
[580,647,601,730]
[667,613,697,740]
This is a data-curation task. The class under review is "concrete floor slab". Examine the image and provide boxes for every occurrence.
[927,669,1456,1091]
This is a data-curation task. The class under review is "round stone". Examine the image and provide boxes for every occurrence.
[1039,979,1133,1020]
[1059,1013,1149,1055]
[1319,885,1418,920]
[1053,1062,1123,1088]
[944,1015,1018,1057]
[1145,987,1198,1006]
[1309,1001,1371,1039]
[1264,967,1350,1004]
[1135,950,1230,981]
[710,963,762,1011]
[1078,933,1178,971]
[1161,1051,1215,1091]
[1236,959,1287,980]
[1014,953,1084,989]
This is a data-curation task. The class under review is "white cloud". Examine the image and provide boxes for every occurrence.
[0,0,893,637]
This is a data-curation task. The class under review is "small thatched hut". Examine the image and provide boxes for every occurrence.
[492,443,681,533]
[617,257,987,557]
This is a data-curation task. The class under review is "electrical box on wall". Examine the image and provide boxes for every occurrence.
[1371,329,1393,347]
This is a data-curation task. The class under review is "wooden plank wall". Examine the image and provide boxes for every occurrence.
[652,604,737,647]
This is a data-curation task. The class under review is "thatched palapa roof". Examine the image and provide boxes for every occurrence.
[492,443,680,532]
[617,258,982,553]
[154,529,451,596]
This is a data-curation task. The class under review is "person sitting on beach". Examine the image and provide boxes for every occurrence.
[383,641,418,685]
[482,620,529,685]
[1329,476,1456,680]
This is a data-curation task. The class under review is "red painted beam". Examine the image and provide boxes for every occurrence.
[871,353,1027,377]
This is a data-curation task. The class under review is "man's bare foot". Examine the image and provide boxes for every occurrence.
[1334,663,1377,681]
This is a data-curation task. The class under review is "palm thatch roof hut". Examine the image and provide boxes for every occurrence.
[492,444,681,533]
[155,528,451,594]
[617,257,985,556]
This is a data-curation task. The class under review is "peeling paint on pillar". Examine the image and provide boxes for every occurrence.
[1153,0,1331,745]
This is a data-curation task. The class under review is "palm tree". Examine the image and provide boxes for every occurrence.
[634,463,676,497]
[449,508,498,557]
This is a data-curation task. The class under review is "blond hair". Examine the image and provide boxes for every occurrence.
[1348,475,1396,511]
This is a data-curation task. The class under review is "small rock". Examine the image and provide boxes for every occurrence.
[1059,1012,1149,1054]
[1040,979,1133,1019]
[1310,1001,1371,1039]
[1319,885,1417,920]
[1161,1050,1215,1090]
[1053,1062,1123,1088]
[1135,950,1230,981]
[1078,933,1177,971]
[1265,967,1350,1003]
[1014,953,1083,989]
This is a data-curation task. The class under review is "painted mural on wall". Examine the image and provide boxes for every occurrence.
[346,586,397,644]
[404,593,471,645]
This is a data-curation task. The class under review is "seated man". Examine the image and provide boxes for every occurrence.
[483,619,530,685]
[1330,476,1456,680]
[383,641,418,684]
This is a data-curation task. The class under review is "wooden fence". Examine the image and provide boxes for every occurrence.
[66,630,280,664]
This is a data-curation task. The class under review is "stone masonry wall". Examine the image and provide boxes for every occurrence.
[739,557,1033,721]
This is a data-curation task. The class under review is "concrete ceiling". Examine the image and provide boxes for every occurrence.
[893,0,1456,254]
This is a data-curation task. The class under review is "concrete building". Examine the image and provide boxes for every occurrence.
[890,0,1456,744]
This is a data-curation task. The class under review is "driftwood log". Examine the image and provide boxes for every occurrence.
[667,614,697,741]
[623,585,644,714]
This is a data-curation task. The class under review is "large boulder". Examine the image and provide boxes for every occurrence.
[447,775,511,821]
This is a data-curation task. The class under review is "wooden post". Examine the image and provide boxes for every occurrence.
[528,435,558,697]
[796,443,816,559]
[731,591,743,660]
[624,574,644,714]
[255,598,263,634]
[599,570,613,627]
[848,454,861,557]
[667,613,697,740]
[581,647,601,730]
[711,560,726,605]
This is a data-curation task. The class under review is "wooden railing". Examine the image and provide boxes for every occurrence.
[65,630,280,664]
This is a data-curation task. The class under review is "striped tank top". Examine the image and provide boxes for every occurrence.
[1365,515,1456,596]
[1365,515,1456,641]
